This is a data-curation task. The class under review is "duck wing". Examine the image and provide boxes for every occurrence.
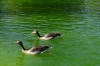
[44,33,62,37]
[28,46,51,52]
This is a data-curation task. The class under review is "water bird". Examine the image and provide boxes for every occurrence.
[31,30,63,40]
[14,41,52,55]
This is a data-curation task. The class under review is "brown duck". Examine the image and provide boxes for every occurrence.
[14,41,52,55]
[31,30,63,40]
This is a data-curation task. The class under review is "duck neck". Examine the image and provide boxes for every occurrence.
[19,43,26,51]
[36,31,41,38]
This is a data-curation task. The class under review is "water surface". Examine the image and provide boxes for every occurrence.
[0,0,100,66]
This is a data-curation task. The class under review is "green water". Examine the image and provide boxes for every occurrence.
[0,0,100,66]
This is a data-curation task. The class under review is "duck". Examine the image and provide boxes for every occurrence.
[31,30,63,40]
[14,41,52,55]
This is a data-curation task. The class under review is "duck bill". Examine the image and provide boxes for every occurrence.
[14,42,18,44]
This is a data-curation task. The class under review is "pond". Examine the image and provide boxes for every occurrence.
[0,0,100,66]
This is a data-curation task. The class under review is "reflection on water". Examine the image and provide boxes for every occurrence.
[0,0,100,66]
[1,0,84,15]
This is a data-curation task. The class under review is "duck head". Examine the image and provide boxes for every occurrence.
[31,30,38,34]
